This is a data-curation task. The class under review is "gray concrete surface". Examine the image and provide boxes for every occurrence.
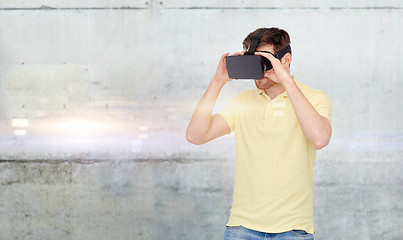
[1,159,402,240]
[0,1,402,239]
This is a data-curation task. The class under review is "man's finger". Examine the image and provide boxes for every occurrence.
[254,51,274,59]
[221,52,230,61]
[220,53,230,64]
[254,52,281,66]
[230,52,243,56]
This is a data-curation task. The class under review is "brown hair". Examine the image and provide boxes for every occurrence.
[242,27,291,54]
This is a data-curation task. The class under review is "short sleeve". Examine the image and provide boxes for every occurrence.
[309,91,332,121]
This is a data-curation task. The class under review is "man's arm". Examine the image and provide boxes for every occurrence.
[256,52,332,150]
[186,53,234,145]
[282,78,332,150]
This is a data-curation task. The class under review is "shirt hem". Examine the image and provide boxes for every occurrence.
[226,222,315,235]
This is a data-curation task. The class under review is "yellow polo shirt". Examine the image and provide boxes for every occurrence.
[219,78,331,234]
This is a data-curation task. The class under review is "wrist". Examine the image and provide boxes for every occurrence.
[281,75,295,87]
[211,75,228,88]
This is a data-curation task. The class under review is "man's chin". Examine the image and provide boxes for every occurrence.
[254,78,275,90]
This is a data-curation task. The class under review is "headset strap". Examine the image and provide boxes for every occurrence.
[245,28,269,55]
[274,44,291,59]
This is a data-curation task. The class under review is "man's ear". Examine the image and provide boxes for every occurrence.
[282,53,292,67]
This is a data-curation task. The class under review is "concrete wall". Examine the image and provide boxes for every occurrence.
[0,1,402,239]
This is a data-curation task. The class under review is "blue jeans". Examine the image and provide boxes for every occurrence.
[224,226,314,240]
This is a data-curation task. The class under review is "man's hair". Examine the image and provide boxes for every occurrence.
[242,27,291,54]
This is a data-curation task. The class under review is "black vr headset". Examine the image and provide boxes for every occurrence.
[226,28,291,79]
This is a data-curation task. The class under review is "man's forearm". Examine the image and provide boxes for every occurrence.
[186,77,226,144]
[282,77,332,149]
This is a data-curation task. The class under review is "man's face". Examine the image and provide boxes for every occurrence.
[254,45,277,91]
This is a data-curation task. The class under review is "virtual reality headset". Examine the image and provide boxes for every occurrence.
[226,28,291,80]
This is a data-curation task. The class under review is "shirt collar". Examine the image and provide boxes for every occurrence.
[256,76,299,100]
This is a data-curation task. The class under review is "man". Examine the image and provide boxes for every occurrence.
[186,27,332,240]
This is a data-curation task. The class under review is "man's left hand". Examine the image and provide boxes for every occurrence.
[254,51,292,84]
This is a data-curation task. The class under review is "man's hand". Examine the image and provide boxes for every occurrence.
[254,51,291,84]
[213,52,231,83]
[213,51,247,85]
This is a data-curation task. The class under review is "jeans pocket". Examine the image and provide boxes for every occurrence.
[226,226,243,231]
[224,226,245,240]
[291,229,312,237]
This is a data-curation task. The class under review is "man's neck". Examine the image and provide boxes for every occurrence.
[264,83,285,100]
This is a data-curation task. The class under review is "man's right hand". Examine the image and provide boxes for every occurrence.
[213,51,246,85]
